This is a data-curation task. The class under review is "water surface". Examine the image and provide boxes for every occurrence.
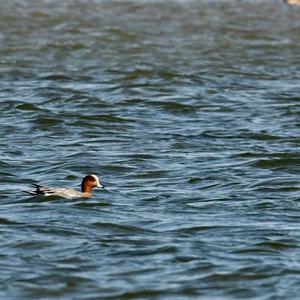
[0,0,300,299]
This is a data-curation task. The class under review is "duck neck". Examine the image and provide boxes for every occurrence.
[81,185,92,193]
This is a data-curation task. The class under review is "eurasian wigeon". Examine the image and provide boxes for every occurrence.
[26,175,104,199]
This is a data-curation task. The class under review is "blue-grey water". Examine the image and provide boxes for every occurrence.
[0,0,300,299]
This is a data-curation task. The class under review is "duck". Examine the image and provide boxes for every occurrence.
[25,174,104,199]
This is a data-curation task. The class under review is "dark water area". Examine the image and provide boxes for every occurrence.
[0,0,300,299]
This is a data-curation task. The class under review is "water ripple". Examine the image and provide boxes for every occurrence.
[1,0,300,299]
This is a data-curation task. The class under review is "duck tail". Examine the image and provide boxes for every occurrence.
[24,184,52,196]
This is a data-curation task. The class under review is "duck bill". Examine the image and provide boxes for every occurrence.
[97,183,105,189]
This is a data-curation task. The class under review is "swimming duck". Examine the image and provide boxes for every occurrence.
[26,175,104,199]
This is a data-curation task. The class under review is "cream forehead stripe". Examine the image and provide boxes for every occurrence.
[91,174,100,185]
